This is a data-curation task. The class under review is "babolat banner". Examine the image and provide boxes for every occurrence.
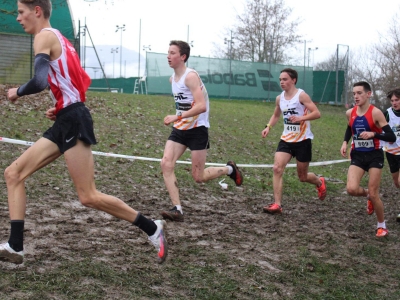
[145,52,313,101]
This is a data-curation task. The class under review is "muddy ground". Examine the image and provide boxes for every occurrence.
[0,86,399,299]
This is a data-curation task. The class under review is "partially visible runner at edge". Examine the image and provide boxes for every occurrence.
[0,0,167,265]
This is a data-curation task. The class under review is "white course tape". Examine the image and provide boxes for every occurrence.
[0,137,350,168]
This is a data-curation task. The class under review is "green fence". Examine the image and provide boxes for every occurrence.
[313,70,345,104]
[146,52,314,101]
[0,0,76,84]
[90,66,345,105]
[90,77,139,94]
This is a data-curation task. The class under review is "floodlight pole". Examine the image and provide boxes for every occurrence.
[138,19,141,77]
[186,25,194,67]
[268,35,273,101]
[303,40,306,88]
[116,24,126,78]
[111,47,118,78]
[143,45,151,85]
[224,30,234,100]
[308,47,318,67]
[335,44,349,106]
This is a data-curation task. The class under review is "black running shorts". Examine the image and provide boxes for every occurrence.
[168,126,210,150]
[385,152,400,173]
[276,139,312,162]
[43,102,97,153]
[350,149,384,171]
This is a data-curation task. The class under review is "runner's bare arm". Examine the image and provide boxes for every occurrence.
[262,96,282,138]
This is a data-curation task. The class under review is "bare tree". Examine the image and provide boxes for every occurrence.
[373,16,400,98]
[348,15,400,109]
[213,0,302,63]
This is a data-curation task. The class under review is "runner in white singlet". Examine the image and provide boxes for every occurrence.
[160,40,243,222]
[261,68,326,215]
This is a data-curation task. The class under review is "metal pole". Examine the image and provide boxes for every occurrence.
[83,20,87,71]
[116,24,125,78]
[344,45,349,106]
[335,44,339,105]
[120,29,122,78]
[228,30,233,100]
[186,25,189,67]
[138,19,141,77]
[268,35,273,101]
[303,40,306,88]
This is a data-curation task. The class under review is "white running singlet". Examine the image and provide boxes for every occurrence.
[171,68,210,130]
[279,88,314,142]
[381,107,400,155]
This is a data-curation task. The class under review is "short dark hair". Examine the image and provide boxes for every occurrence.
[280,68,298,85]
[169,40,190,62]
[353,81,371,92]
[19,0,52,19]
[387,88,400,99]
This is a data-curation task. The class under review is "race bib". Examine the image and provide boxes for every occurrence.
[354,139,374,148]
[283,118,300,133]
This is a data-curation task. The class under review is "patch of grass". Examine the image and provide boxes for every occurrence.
[0,89,399,299]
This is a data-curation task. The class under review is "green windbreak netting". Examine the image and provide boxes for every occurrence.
[146,52,314,101]
[0,0,75,39]
[313,70,345,104]
[0,0,75,84]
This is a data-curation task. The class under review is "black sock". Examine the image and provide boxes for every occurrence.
[132,212,157,236]
[8,220,24,252]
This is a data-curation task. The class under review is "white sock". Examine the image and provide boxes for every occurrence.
[226,165,233,175]
[175,205,183,214]
[377,221,386,229]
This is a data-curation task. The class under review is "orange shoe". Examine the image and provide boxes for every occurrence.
[376,227,388,237]
[367,199,374,215]
[316,177,327,200]
[263,203,282,214]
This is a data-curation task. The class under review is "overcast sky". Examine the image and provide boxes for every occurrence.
[68,0,400,77]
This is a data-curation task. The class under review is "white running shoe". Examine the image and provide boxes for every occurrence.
[148,220,168,264]
[0,243,24,264]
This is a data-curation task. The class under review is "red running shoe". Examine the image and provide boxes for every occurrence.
[263,203,282,214]
[367,199,374,215]
[227,161,243,186]
[316,177,327,200]
[376,227,388,238]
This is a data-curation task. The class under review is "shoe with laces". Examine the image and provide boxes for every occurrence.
[0,243,24,264]
[226,161,243,186]
[263,203,282,214]
[148,220,168,264]
[376,227,388,237]
[316,177,327,200]
[161,207,184,222]
[367,199,374,215]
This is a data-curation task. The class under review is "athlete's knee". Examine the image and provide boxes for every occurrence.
[298,175,308,182]
[346,185,359,196]
[4,165,23,186]
[161,157,174,172]
[272,164,284,176]
[78,193,99,208]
